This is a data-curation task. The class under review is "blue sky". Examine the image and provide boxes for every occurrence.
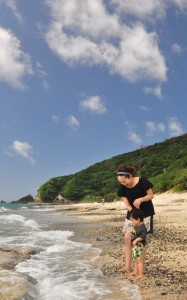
[0,0,186,202]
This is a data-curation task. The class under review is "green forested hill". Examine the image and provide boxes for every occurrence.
[11,194,35,204]
[37,133,187,202]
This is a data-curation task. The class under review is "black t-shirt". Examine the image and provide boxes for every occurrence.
[117,177,155,219]
[131,223,147,246]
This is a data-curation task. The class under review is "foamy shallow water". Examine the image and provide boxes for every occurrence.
[0,204,142,300]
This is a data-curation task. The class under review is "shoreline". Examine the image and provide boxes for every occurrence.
[0,192,186,300]
[56,191,187,300]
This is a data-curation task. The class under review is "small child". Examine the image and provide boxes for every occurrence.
[130,208,147,280]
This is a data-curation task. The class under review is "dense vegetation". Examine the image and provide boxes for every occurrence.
[11,194,35,204]
[37,133,187,203]
[38,175,72,203]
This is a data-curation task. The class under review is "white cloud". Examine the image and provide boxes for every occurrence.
[139,106,151,111]
[128,131,142,144]
[145,121,157,134]
[52,115,59,123]
[110,0,166,20]
[79,95,107,114]
[145,121,166,135]
[42,80,49,90]
[45,0,167,83]
[145,118,184,137]
[157,123,166,132]
[125,121,142,144]
[171,0,187,10]
[8,140,36,164]
[110,0,187,20]
[46,0,121,39]
[168,117,184,136]
[35,61,49,89]
[144,85,163,99]
[171,43,183,54]
[0,28,33,89]
[0,0,23,23]
[36,62,48,78]
[66,115,80,130]
[116,25,167,82]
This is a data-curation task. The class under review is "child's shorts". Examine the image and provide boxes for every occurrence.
[122,216,153,234]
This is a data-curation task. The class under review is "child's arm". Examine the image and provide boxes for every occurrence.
[132,237,143,246]
[132,226,147,246]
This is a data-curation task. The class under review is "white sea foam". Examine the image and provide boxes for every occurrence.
[15,228,111,300]
[0,206,9,213]
[34,230,74,241]
[0,214,39,229]
[37,272,111,300]
[1,205,141,300]
[24,219,39,229]
[16,252,111,300]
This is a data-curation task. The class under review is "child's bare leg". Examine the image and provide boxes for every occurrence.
[135,259,144,280]
[142,248,146,272]
[130,260,138,276]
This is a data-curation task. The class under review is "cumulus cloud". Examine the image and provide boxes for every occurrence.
[66,115,80,130]
[124,121,142,144]
[128,131,142,144]
[144,85,163,99]
[145,118,184,137]
[0,28,33,88]
[171,0,187,10]
[168,117,184,136]
[110,0,166,20]
[79,95,107,114]
[6,140,36,164]
[171,43,183,54]
[45,0,167,83]
[110,0,187,20]
[145,121,166,135]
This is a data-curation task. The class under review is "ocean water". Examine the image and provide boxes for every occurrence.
[0,204,142,300]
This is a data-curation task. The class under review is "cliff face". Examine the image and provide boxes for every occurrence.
[53,195,72,204]
[34,193,71,204]
[34,192,42,203]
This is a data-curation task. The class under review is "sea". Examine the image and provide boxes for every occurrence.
[0,203,142,300]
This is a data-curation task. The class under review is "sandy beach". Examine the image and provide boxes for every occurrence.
[56,191,187,300]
